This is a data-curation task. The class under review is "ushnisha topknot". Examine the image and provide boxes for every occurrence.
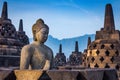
[32,18,49,41]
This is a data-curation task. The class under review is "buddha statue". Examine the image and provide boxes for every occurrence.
[20,19,53,70]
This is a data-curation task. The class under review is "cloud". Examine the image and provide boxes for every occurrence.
[8,0,103,39]
[52,0,89,14]
[1,0,118,39]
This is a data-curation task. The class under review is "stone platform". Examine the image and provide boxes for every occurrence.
[0,68,118,80]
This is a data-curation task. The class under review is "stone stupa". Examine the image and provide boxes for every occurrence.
[68,41,83,66]
[86,4,120,70]
[54,44,66,67]
[0,2,29,67]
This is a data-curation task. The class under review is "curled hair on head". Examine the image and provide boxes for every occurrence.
[32,18,49,41]
[36,18,44,24]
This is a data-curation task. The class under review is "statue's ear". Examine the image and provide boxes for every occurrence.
[34,35,37,41]
[32,33,36,41]
[32,29,37,41]
[33,30,36,34]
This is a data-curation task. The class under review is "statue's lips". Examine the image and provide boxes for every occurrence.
[44,37,47,39]
[43,37,47,41]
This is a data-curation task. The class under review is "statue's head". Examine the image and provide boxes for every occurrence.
[32,19,49,42]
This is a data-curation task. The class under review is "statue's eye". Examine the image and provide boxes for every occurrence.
[42,31,46,34]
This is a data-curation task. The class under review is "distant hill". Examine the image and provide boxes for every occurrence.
[29,34,95,58]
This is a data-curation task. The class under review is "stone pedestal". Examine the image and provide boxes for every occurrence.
[103,69,118,80]
[0,68,117,80]
[14,70,43,80]
[76,69,104,80]
[47,70,79,80]
[0,70,12,80]
[0,68,14,80]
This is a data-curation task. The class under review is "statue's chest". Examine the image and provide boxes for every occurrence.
[33,47,47,61]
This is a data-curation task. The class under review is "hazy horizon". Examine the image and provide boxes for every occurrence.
[0,0,120,39]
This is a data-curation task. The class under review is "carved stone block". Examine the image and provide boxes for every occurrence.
[0,69,13,80]
[14,70,43,80]
[47,70,79,80]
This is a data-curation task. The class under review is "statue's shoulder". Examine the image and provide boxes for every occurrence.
[44,45,53,57]
[22,44,35,52]
[45,45,53,53]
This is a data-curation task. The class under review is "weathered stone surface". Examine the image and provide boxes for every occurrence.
[0,70,11,80]
[46,69,118,80]
[0,68,16,80]
[20,19,53,70]
[0,2,29,67]
[54,44,66,67]
[68,41,83,66]
[14,70,43,80]
[77,69,104,80]
[47,70,79,80]
[77,69,118,80]
[104,4,115,32]
[86,3,120,71]
[103,69,118,80]
[0,68,117,80]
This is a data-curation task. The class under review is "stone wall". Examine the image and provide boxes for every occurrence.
[0,68,118,80]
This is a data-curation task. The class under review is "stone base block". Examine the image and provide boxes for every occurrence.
[0,68,118,80]
[14,70,43,80]
[0,68,15,80]
[47,70,79,80]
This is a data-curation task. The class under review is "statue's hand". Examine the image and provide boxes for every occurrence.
[43,60,50,70]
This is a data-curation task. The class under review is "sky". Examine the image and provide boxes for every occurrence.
[0,0,120,39]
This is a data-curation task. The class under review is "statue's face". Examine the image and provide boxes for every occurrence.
[35,28,49,43]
